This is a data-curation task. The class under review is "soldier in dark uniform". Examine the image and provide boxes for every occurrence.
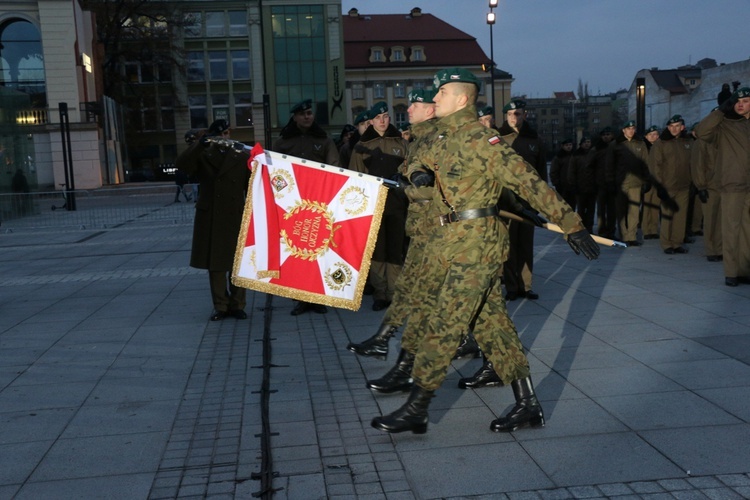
[175,119,250,321]
[498,100,547,301]
[371,68,599,435]
[273,99,340,315]
[350,102,409,311]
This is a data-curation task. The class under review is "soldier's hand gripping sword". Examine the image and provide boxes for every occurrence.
[498,209,627,249]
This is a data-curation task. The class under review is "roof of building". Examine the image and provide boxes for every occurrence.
[343,8,509,76]
[554,91,576,100]
[649,67,702,95]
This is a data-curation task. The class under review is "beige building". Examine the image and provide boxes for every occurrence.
[1,0,101,192]
[343,7,513,128]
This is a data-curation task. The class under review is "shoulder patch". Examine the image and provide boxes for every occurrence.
[488,136,501,145]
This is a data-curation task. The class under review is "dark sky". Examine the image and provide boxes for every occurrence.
[342,0,750,97]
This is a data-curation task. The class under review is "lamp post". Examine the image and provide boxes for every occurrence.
[487,0,498,115]
[635,77,646,136]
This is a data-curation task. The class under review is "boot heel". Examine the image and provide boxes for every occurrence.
[411,423,428,434]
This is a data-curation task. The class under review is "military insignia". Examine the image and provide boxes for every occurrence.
[324,261,353,291]
[269,169,295,198]
[529,145,538,152]
[488,136,501,145]
[338,185,369,216]
[314,145,322,151]
[393,148,402,155]
[281,200,339,261]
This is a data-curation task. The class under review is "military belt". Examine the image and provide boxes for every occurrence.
[438,206,499,226]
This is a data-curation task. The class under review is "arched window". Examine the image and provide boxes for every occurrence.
[0,19,47,107]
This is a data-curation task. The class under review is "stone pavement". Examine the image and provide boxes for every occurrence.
[2,204,750,499]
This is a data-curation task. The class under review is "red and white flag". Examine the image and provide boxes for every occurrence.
[232,145,387,311]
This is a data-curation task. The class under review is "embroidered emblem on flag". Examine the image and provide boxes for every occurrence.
[232,146,387,311]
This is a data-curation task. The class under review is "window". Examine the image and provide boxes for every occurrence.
[231,50,250,80]
[271,5,327,124]
[0,19,47,106]
[394,82,405,98]
[541,109,547,116]
[228,11,248,37]
[410,46,425,62]
[184,12,202,38]
[391,46,405,62]
[551,108,559,115]
[394,111,407,127]
[208,51,227,81]
[161,96,175,130]
[352,83,364,100]
[205,12,225,37]
[591,107,600,114]
[189,95,208,128]
[370,46,384,63]
[592,117,600,124]
[412,81,425,90]
[157,63,172,83]
[187,52,205,81]
[373,83,385,99]
[551,119,559,125]
[212,94,230,122]
[235,93,253,127]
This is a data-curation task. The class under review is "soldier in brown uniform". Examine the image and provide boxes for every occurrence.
[649,115,693,254]
[371,68,599,435]
[609,120,650,246]
[690,117,722,262]
[176,119,250,321]
[641,125,661,239]
[695,88,750,286]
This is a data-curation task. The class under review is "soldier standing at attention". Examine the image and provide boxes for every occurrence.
[350,102,409,311]
[371,68,599,435]
[649,115,693,255]
[609,120,650,246]
[273,99,340,316]
[498,100,547,301]
[176,120,250,322]
[641,125,661,239]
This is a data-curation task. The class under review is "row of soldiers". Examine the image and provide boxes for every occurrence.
[547,85,750,286]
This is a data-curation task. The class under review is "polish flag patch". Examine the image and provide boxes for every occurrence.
[488,136,501,145]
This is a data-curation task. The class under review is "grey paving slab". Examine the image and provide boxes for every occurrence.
[14,473,154,500]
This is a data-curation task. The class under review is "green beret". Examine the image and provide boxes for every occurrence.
[733,87,750,100]
[580,136,591,144]
[354,110,370,125]
[667,114,684,125]
[208,119,229,135]
[398,123,410,132]
[561,138,573,145]
[600,126,613,135]
[433,67,480,90]
[478,105,493,117]
[290,99,313,114]
[502,100,526,113]
[370,101,388,116]
[622,120,636,129]
[408,89,435,104]
[646,125,659,133]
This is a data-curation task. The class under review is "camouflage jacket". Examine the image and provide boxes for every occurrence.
[403,119,439,238]
[419,106,584,263]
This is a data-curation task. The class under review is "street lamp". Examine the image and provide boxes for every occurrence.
[486,1,497,114]
[635,77,646,135]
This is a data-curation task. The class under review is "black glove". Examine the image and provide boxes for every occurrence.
[641,182,652,194]
[697,189,709,203]
[566,229,600,261]
[390,173,409,186]
[520,209,547,228]
[720,96,737,115]
[410,170,435,187]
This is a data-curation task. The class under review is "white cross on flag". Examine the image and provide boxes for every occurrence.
[232,145,387,311]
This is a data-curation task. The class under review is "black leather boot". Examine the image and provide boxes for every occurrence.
[453,332,481,360]
[347,323,398,359]
[490,376,545,432]
[458,358,503,389]
[371,385,434,434]
[366,349,414,393]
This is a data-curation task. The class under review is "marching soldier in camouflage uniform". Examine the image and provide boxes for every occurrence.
[347,89,439,364]
[371,68,599,435]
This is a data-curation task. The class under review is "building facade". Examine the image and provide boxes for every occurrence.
[1,0,100,192]
[343,7,513,129]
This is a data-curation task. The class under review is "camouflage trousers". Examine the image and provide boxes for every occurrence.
[411,257,530,391]
[383,234,428,328]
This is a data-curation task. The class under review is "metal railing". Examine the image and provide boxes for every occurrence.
[0,184,197,232]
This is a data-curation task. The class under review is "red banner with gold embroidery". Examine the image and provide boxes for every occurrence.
[232,146,387,311]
